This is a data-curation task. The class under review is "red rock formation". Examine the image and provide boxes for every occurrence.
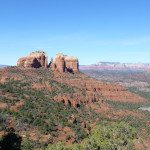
[65,56,79,73]
[52,53,79,73]
[55,73,146,104]
[14,51,147,107]
[50,57,56,70]
[18,51,78,73]
[17,50,48,68]
[55,54,65,73]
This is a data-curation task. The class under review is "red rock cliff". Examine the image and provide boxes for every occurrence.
[51,53,79,73]
[17,50,48,68]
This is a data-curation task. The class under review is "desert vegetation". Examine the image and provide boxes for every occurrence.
[0,67,149,149]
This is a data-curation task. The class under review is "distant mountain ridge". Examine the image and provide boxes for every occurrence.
[80,62,150,72]
[0,64,8,69]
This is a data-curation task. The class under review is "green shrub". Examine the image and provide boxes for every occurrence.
[45,121,137,150]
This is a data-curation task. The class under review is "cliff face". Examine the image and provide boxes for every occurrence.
[55,54,65,73]
[65,56,79,73]
[51,53,79,73]
[17,51,79,73]
[17,50,48,68]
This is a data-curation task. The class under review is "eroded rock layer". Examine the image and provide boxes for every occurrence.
[55,73,146,105]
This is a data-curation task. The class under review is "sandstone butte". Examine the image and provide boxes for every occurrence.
[17,51,79,73]
[17,50,48,68]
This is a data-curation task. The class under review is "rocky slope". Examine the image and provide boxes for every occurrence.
[80,62,150,72]
[0,52,150,149]
[82,70,150,104]
[0,66,150,149]
[0,67,146,106]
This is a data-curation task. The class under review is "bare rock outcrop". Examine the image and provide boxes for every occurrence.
[17,51,78,73]
[55,54,65,73]
[17,50,48,68]
[50,53,79,73]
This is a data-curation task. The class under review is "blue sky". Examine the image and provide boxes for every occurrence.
[0,0,150,65]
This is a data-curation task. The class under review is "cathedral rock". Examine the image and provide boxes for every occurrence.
[17,51,79,73]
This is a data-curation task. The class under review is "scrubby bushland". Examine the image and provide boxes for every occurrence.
[45,121,137,150]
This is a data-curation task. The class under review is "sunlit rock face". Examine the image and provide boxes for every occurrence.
[50,53,79,73]
[17,51,79,73]
[17,50,48,68]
